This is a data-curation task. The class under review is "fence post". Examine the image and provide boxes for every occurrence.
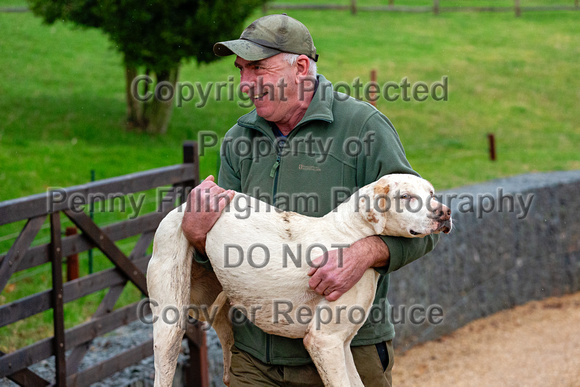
[350,0,357,14]
[433,0,440,15]
[184,322,209,387]
[514,0,521,16]
[369,69,378,107]
[50,212,67,386]
[488,133,496,161]
[88,169,95,274]
[181,141,199,203]
[180,141,208,387]
[65,227,79,282]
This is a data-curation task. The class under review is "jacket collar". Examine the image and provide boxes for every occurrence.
[237,74,335,136]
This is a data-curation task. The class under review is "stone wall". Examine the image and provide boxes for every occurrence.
[388,171,580,351]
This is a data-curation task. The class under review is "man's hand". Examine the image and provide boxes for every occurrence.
[307,236,390,302]
[181,176,235,256]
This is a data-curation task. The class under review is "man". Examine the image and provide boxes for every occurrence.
[182,14,438,386]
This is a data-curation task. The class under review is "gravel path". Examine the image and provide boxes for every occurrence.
[392,291,580,387]
[0,321,225,387]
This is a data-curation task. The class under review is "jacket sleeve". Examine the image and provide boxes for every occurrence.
[356,110,439,275]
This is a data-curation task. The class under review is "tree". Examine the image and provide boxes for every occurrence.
[27,0,266,134]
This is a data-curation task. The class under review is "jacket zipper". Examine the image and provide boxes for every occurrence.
[266,133,287,362]
[270,154,281,202]
[270,136,286,206]
[266,335,272,364]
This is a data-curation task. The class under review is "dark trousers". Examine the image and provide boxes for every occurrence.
[229,341,394,386]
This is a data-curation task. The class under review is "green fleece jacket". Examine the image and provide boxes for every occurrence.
[199,74,438,365]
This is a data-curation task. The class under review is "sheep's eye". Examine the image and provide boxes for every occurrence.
[400,193,411,200]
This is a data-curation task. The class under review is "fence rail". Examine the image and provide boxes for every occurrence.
[3,1,578,14]
[0,142,208,386]
[265,0,580,15]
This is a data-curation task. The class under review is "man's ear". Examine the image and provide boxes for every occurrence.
[295,54,310,77]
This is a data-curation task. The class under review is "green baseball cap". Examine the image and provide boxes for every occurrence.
[213,14,318,62]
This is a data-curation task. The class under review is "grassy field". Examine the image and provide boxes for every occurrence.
[1,5,579,199]
[0,1,579,351]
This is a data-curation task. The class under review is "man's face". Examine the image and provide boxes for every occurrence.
[235,54,302,125]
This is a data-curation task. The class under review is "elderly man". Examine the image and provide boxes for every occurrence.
[182,14,438,386]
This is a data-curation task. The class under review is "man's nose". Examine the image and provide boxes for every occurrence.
[239,73,254,95]
[239,82,251,96]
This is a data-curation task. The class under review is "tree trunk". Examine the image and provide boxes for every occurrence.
[125,64,143,130]
[142,66,179,135]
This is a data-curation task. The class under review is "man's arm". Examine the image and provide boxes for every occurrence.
[181,175,235,256]
[308,109,439,300]
[308,236,389,302]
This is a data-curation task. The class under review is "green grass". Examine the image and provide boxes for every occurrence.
[0,2,579,351]
[1,5,578,200]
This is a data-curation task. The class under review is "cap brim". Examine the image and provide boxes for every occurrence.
[213,39,282,61]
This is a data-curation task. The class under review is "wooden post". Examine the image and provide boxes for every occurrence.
[350,0,357,14]
[65,227,79,282]
[514,0,521,17]
[184,322,209,387]
[369,69,378,107]
[50,212,67,386]
[88,169,95,274]
[488,133,496,161]
[181,141,199,204]
[389,0,394,8]
[180,142,208,387]
[434,0,440,15]
[183,141,197,165]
